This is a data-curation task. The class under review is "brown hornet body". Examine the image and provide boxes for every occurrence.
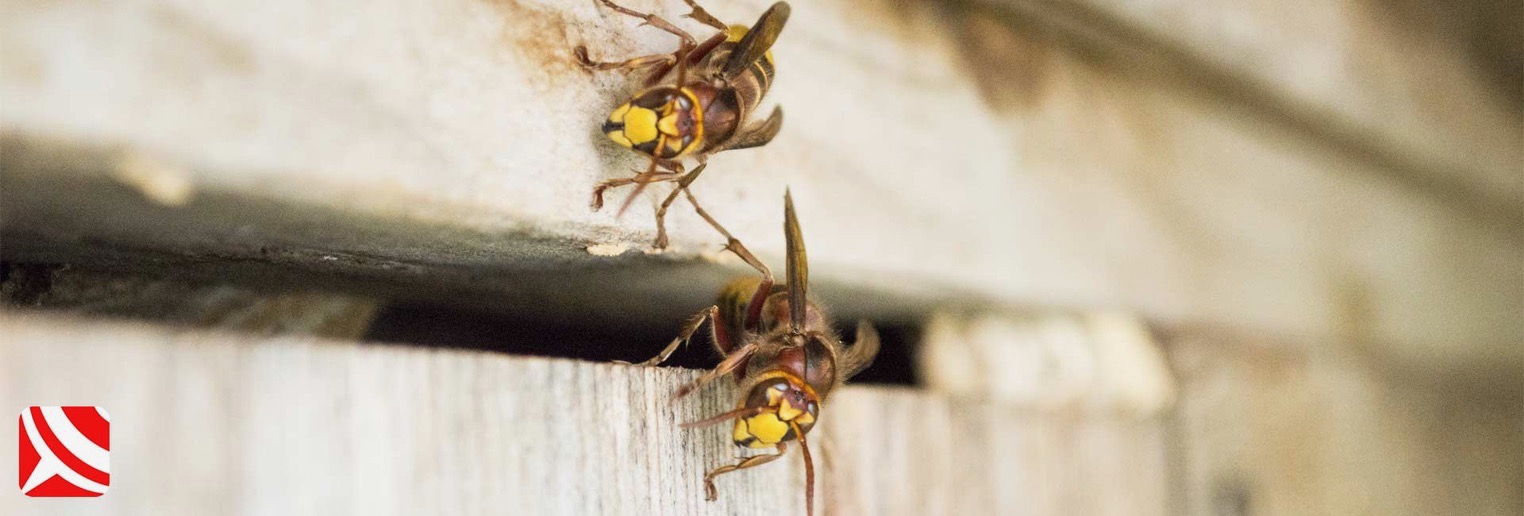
[644,192,880,516]
[577,0,788,249]
[596,23,779,161]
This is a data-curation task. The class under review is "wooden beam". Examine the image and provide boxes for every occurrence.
[0,312,1169,515]
[1,0,1517,377]
[1166,331,1523,516]
[976,0,1524,213]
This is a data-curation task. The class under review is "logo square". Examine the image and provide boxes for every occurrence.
[18,406,110,497]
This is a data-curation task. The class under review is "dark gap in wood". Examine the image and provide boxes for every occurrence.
[833,320,920,386]
[0,257,922,386]
[0,262,61,306]
[364,301,922,386]
[364,300,700,366]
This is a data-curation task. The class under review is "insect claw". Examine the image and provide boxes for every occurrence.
[590,186,608,210]
[637,346,674,366]
[574,51,601,71]
[615,358,664,367]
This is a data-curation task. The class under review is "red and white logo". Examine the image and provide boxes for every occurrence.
[18,406,110,497]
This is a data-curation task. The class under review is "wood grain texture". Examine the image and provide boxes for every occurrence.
[0,312,1168,515]
[0,0,1517,378]
[822,390,1167,516]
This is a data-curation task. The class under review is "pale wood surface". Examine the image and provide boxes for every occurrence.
[3,1,1516,513]
[0,312,1169,516]
[1,0,1517,379]
[1167,330,1523,516]
[918,311,1177,415]
[984,0,1523,206]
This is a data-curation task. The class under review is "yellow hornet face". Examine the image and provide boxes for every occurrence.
[602,86,704,159]
[731,375,819,449]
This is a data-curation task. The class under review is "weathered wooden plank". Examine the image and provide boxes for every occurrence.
[0,312,1169,515]
[918,311,1177,415]
[980,0,1523,208]
[1,0,1517,378]
[1167,331,1523,516]
[823,391,1168,516]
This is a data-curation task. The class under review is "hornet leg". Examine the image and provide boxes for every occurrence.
[702,443,789,501]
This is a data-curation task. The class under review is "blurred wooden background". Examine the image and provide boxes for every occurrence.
[1,0,1518,514]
